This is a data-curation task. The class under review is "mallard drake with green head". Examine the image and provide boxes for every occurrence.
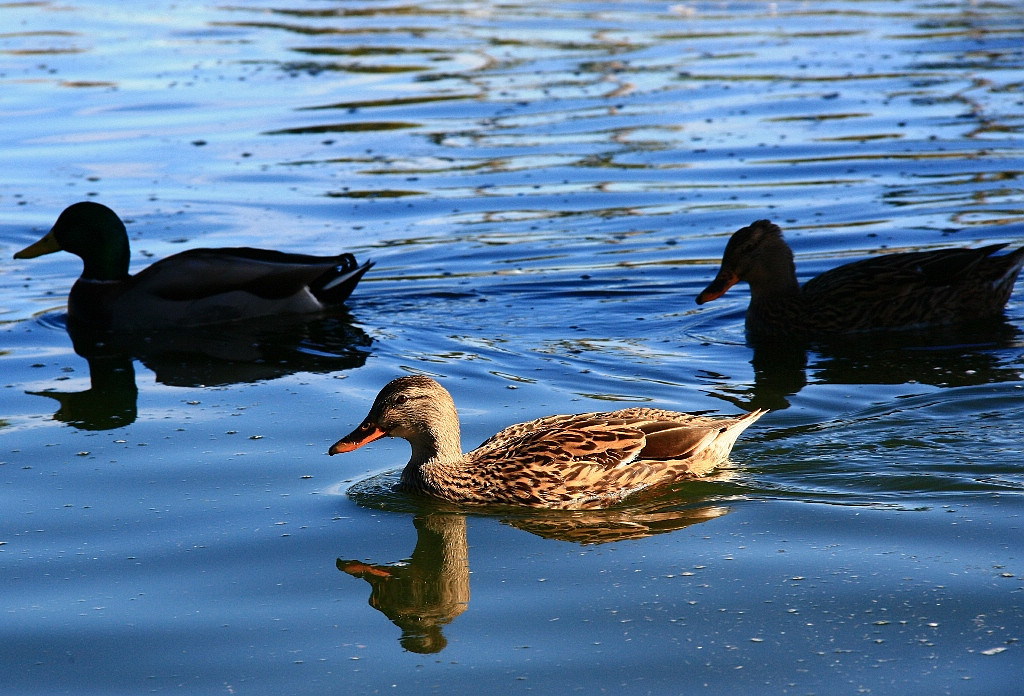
[697,219,1024,340]
[14,201,373,331]
[328,375,765,510]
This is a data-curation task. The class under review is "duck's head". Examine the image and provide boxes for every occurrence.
[329,376,460,457]
[696,219,796,304]
[15,202,131,281]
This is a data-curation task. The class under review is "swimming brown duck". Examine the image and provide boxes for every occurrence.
[696,219,1024,340]
[328,375,766,509]
[14,202,373,331]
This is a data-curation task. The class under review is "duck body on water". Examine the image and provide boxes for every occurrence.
[697,220,1024,341]
[14,202,373,331]
[329,376,766,510]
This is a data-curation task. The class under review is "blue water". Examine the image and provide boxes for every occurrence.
[2,1,1023,693]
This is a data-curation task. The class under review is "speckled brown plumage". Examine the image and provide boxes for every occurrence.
[328,376,766,509]
[696,219,1024,340]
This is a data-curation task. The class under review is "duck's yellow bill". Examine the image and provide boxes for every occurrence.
[14,230,62,259]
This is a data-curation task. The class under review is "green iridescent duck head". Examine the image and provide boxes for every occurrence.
[15,201,131,281]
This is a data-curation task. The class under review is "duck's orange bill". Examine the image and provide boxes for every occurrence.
[337,560,392,579]
[328,421,387,455]
[696,270,739,305]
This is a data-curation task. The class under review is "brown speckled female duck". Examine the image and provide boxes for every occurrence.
[696,219,1024,340]
[329,376,765,510]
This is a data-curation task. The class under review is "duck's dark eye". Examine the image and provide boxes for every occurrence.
[395,394,408,405]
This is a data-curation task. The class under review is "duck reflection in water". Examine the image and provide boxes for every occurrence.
[731,320,1024,413]
[337,499,729,653]
[338,514,469,654]
[27,313,372,430]
[28,353,138,431]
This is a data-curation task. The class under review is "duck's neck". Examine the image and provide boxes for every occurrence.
[745,238,801,300]
[79,233,131,282]
[400,406,466,493]
[747,272,802,319]
[742,241,805,339]
[407,427,463,467]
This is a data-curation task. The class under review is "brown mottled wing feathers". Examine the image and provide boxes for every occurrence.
[484,418,646,471]
[475,409,730,475]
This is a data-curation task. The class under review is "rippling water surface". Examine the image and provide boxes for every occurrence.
[2,1,1023,693]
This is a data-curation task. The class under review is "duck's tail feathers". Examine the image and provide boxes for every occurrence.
[311,256,374,305]
[983,245,1024,305]
[719,408,768,445]
[701,408,766,460]
[997,245,1024,281]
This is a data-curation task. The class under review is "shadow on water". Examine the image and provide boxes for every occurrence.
[721,318,1023,412]
[26,312,373,430]
[339,472,732,652]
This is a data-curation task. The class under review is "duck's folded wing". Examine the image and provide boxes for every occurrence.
[482,417,648,471]
[476,413,578,449]
[633,421,720,460]
[481,410,733,466]
[803,245,1009,301]
[131,248,356,301]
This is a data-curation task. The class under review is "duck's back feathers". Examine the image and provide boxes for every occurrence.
[436,406,765,508]
[803,244,1013,298]
[134,247,371,303]
[479,407,759,467]
[92,249,374,330]
[800,243,1024,333]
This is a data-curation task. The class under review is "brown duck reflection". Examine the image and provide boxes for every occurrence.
[733,319,1023,412]
[502,503,728,544]
[338,500,728,653]
[28,313,371,430]
[338,514,469,654]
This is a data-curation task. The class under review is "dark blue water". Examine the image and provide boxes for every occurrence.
[2,1,1022,693]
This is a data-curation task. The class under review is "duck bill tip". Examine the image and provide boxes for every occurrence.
[328,422,386,455]
[696,271,739,305]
